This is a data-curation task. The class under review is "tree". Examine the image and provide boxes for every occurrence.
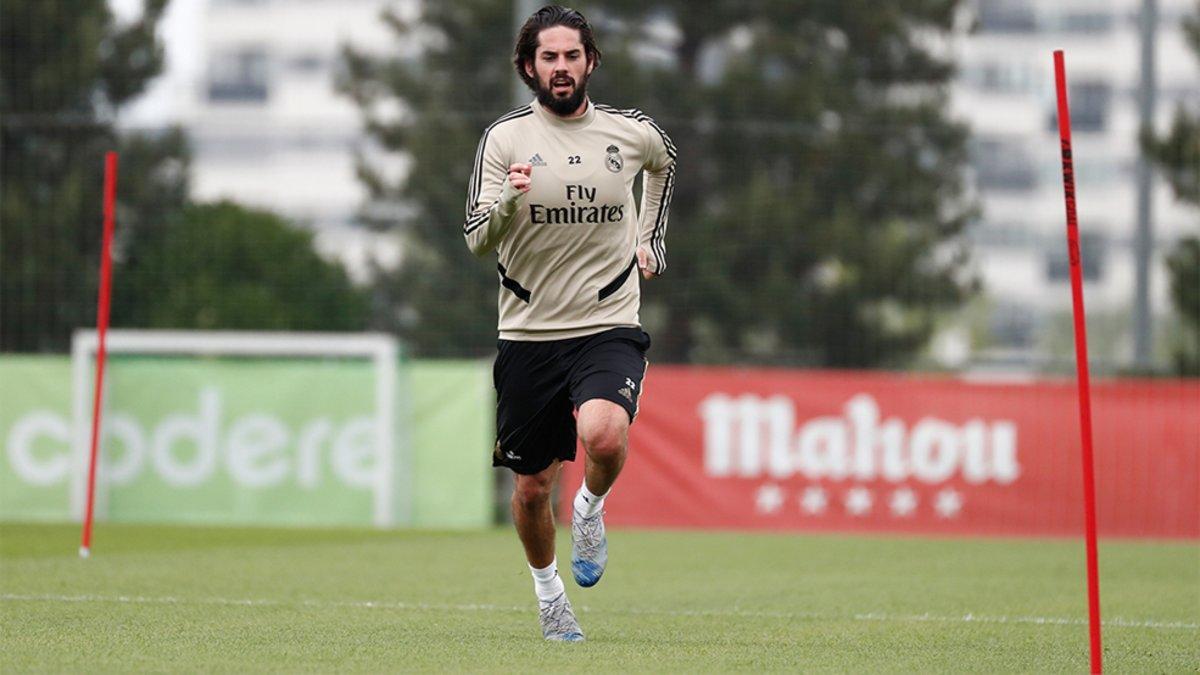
[339,1,518,358]
[114,201,370,331]
[341,0,974,365]
[1163,239,1199,375]
[1143,3,1199,375]
[1,0,183,351]
[2,1,368,348]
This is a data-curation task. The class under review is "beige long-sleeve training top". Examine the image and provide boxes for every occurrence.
[464,99,676,341]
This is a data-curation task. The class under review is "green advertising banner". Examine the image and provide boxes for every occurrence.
[409,362,494,529]
[0,355,493,529]
[99,356,384,527]
[0,356,75,522]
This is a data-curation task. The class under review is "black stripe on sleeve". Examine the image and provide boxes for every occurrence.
[651,165,675,273]
[595,105,676,159]
[463,199,497,235]
[464,106,533,220]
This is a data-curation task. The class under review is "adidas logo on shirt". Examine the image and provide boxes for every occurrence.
[529,153,547,167]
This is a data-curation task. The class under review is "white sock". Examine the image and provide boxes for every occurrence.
[574,483,607,518]
[530,558,565,603]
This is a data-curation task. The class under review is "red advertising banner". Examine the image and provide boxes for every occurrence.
[559,368,1200,538]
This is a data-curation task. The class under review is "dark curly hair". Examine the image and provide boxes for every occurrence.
[512,5,602,91]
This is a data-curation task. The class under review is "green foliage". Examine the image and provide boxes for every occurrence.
[600,0,977,367]
[1143,2,1200,375]
[1165,237,1199,375]
[114,201,370,331]
[342,1,975,364]
[1,0,179,351]
[1145,111,1199,206]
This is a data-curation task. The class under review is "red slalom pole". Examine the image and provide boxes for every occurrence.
[80,151,118,559]
[1053,51,1102,673]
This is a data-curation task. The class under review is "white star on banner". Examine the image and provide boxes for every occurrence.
[800,486,828,515]
[844,487,873,516]
[935,488,964,518]
[890,488,918,517]
[755,483,785,514]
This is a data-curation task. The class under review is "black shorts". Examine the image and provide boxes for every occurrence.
[493,327,651,475]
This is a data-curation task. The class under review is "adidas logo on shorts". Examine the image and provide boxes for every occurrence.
[618,387,633,402]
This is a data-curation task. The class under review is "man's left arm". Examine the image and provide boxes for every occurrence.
[637,118,676,278]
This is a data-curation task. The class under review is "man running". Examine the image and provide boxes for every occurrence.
[463,4,676,642]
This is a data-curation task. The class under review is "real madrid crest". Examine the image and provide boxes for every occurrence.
[605,144,623,173]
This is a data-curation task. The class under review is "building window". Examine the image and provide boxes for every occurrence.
[976,0,1036,33]
[1047,81,1110,133]
[965,61,1036,94]
[989,303,1036,349]
[207,48,270,103]
[1045,232,1105,282]
[1057,10,1114,34]
[287,53,325,74]
[971,138,1037,191]
[969,222,1039,249]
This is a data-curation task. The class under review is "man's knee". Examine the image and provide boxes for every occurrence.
[579,401,629,462]
[512,472,555,509]
[582,427,625,461]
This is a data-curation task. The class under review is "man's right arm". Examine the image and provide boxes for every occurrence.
[463,131,525,257]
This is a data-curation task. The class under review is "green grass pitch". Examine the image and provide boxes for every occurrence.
[1,523,1196,672]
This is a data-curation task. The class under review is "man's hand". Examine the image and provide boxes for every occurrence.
[637,246,657,280]
[508,163,532,192]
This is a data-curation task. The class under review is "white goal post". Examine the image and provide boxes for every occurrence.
[70,329,406,527]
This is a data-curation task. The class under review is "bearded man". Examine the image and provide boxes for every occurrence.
[462,4,676,642]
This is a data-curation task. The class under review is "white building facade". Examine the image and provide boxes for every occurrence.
[122,0,413,282]
[949,0,1199,370]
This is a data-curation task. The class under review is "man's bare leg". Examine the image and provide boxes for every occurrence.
[571,399,630,587]
[512,460,561,568]
[512,460,584,641]
[577,399,630,496]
